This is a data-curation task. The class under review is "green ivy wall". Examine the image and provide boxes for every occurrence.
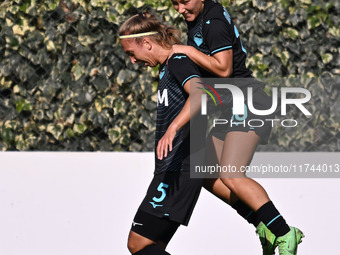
[0,0,339,151]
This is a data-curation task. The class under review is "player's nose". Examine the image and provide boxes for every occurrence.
[178,4,186,14]
[129,56,137,64]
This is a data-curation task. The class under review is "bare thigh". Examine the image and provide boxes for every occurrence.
[217,131,270,211]
[203,135,238,205]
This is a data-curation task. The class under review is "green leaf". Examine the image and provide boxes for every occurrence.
[46,123,64,140]
[108,127,120,144]
[16,98,32,113]
[307,16,321,29]
[283,27,299,39]
[93,75,109,92]
[73,123,87,134]
[1,127,15,144]
[66,128,75,138]
[71,62,84,81]
[322,53,333,64]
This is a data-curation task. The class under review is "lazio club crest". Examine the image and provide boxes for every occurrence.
[194,32,203,47]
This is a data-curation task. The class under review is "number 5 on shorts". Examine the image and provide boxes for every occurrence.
[153,182,169,203]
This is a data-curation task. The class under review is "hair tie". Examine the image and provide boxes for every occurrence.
[119,31,158,39]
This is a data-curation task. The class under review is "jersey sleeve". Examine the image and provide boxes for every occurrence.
[203,6,235,55]
[168,54,201,87]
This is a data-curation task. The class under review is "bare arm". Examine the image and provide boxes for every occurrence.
[156,77,204,160]
[169,45,233,77]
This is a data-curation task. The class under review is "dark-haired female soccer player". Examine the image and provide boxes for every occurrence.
[168,0,304,254]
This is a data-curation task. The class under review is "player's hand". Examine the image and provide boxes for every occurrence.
[168,45,191,59]
[157,125,178,160]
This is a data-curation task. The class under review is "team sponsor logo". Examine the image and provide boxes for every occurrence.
[149,202,163,208]
[173,55,187,60]
[132,221,143,227]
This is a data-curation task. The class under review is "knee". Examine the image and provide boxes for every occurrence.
[220,178,238,191]
[127,233,141,254]
[127,231,155,254]
[127,237,146,254]
[127,239,138,254]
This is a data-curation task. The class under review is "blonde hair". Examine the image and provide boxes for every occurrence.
[119,11,182,48]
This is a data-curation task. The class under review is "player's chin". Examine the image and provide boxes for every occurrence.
[144,62,155,67]
[137,61,150,67]
[183,14,196,22]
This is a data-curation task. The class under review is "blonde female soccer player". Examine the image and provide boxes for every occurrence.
[119,12,206,255]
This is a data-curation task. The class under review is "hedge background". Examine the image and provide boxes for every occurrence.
[0,0,339,151]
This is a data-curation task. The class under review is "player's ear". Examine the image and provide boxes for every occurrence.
[142,38,152,51]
